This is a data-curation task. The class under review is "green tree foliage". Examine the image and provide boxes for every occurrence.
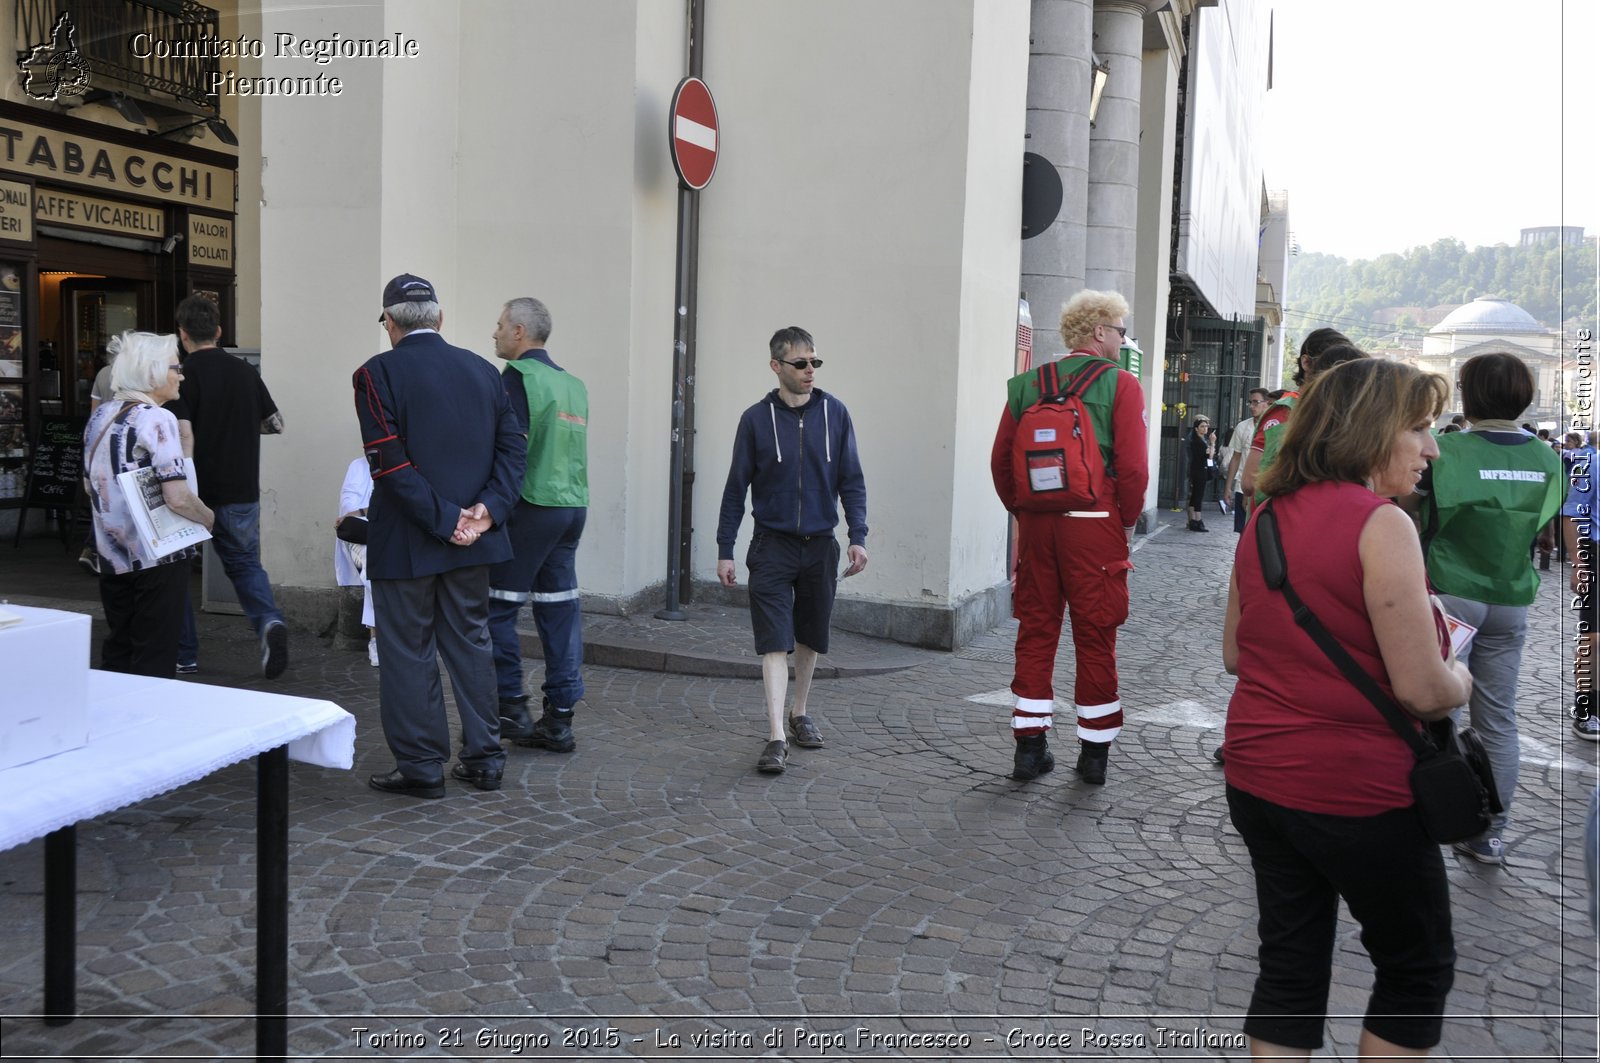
[1284,237,1597,348]
[1280,336,1299,391]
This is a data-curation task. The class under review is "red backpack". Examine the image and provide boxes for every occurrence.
[1011,358,1116,512]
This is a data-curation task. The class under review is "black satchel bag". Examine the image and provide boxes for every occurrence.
[335,514,368,544]
[1255,501,1501,844]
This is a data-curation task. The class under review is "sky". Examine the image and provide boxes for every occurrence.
[1263,1,1598,263]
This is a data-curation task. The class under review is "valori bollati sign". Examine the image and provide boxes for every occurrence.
[188,215,232,269]
[0,118,233,210]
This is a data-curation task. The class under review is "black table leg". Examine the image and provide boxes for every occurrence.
[43,824,76,1025]
[256,746,288,1061]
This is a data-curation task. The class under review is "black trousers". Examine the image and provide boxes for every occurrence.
[1227,784,1454,1050]
[98,561,188,677]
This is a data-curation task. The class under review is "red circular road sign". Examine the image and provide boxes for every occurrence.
[670,77,719,191]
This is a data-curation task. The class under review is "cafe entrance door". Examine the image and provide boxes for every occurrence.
[58,281,147,418]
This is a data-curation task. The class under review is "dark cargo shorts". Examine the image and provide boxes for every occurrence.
[745,530,840,655]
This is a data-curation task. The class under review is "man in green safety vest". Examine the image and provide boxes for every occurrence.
[487,297,590,756]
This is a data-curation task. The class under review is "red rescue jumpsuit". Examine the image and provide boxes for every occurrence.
[990,352,1149,744]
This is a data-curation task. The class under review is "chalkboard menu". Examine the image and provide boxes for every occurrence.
[23,415,86,507]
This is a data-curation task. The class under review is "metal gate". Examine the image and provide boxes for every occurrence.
[1159,315,1265,507]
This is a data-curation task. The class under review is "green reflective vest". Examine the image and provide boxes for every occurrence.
[507,358,589,507]
[1422,432,1562,606]
[1253,393,1296,504]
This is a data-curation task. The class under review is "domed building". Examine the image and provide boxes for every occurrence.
[1417,296,1562,423]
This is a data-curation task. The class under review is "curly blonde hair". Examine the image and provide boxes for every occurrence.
[1058,290,1129,350]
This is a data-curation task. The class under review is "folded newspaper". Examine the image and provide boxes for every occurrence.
[116,465,211,559]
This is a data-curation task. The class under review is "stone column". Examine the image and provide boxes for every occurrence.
[1085,0,1147,310]
[1021,0,1094,359]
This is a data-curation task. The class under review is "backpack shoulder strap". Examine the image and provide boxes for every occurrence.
[1062,358,1115,399]
[1033,361,1060,401]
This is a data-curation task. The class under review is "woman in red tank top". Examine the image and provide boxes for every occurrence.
[1221,358,1473,1060]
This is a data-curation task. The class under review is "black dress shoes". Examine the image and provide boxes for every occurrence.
[450,762,504,792]
[368,769,445,799]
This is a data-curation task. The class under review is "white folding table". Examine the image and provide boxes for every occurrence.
[0,670,355,1061]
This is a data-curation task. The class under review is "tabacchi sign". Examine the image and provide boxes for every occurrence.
[0,118,233,210]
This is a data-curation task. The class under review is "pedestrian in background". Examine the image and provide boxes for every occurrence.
[334,455,377,667]
[1402,351,1563,865]
[1185,415,1215,532]
[1223,388,1270,533]
[1240,327,1351,507]
[716,326,869,776]
[487,297,589,756]
[176,294,290,679]
[83,331,213,677]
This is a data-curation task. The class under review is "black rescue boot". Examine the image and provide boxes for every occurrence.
[498,695,536,742]
[1011,734,1055,781]
[517,698,576,753]
[1075,740,1109,785]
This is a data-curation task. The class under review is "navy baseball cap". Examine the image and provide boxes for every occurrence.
[379,273,436,322]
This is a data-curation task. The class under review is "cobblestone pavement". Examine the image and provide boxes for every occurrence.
[0,513,1597,1061]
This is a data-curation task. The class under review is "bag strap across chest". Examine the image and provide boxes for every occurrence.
[1035,358,1114,404]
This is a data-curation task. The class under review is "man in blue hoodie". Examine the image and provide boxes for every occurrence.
[717,326,869,775]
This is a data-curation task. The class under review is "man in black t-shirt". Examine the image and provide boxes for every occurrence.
[175,295,290,678]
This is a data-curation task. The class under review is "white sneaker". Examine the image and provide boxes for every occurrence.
[367,637,379,667]
[1575,714,1600,742]
[1452,837,1504,865]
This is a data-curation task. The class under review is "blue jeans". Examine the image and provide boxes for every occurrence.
[487,504,585,709]
[1439,594,1526,838]
[210,502,284,638]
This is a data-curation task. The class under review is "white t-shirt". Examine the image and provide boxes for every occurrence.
[1223,416,1255,495]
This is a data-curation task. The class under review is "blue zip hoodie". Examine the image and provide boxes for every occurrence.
[717,387,868,560]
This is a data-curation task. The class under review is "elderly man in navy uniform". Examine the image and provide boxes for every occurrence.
[354,274,525,798]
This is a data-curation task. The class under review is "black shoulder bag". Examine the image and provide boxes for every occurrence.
[1254,500,1501,844]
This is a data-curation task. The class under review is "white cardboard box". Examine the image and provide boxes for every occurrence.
[0,605,90,770]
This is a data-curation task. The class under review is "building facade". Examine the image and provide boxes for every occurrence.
[0,0,1277,649]
[1417,295,1564,424]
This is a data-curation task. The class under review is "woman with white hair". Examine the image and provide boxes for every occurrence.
[82,331,214,676]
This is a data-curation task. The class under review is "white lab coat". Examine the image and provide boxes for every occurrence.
[335,457,374,628]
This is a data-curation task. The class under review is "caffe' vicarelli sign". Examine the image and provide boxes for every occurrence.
[0,116,232,210]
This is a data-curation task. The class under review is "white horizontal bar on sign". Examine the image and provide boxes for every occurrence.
[675,115,717,151]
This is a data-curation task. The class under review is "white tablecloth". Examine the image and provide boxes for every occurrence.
[0,671,355,852]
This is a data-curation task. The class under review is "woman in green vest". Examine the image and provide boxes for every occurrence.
[1404,351,1563,866]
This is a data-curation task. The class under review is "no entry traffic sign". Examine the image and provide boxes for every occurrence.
[670,77,719,191]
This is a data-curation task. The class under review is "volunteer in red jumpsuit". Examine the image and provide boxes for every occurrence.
[990,289,1149,785]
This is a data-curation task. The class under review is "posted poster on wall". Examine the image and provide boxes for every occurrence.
[0,264,20,378]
